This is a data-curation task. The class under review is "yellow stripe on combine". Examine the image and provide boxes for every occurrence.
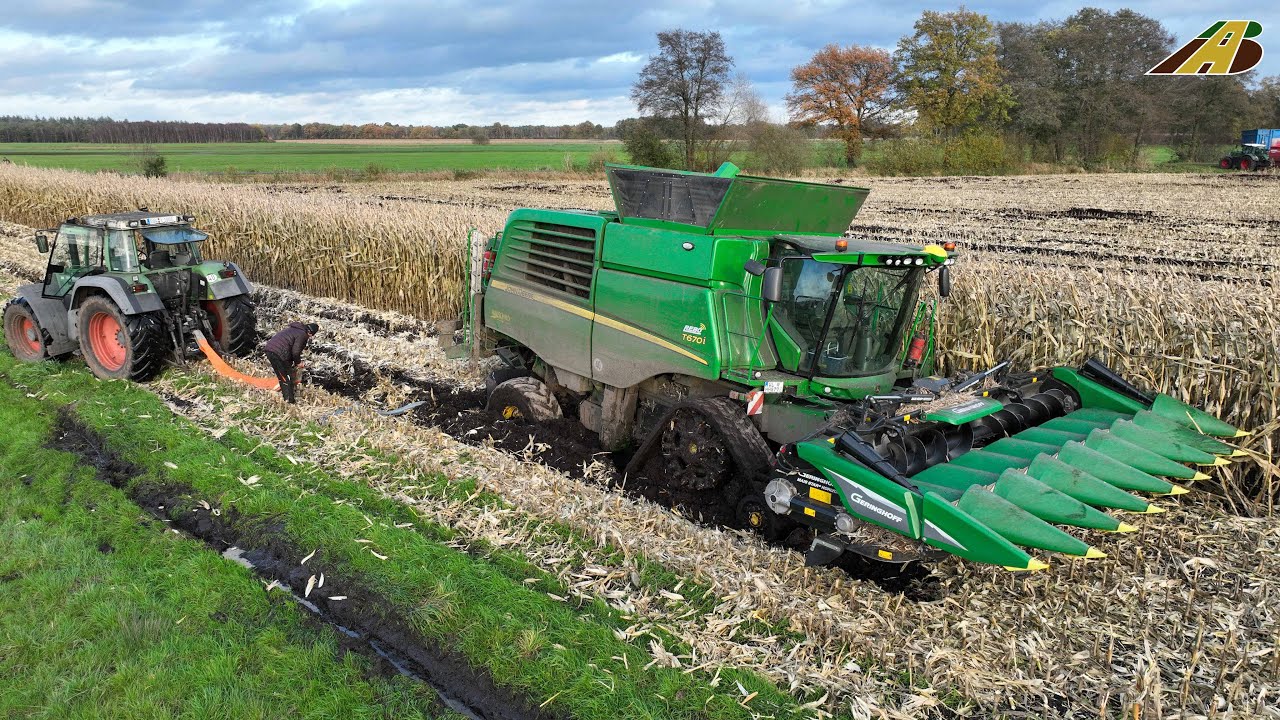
[488,279,709,366]
[489,279,593,320]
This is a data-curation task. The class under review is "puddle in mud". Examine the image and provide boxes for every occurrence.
[50,408,546,720]
[222,547,481,720]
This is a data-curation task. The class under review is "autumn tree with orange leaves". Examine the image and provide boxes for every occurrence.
[787,45,895,166]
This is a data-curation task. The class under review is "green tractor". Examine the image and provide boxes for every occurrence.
[1219,143,1272,171]
[3,211,256,381]
[464,163,1249,571]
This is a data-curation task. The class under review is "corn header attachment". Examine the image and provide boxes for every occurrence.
[769,359,1248,571]
[465,162,1249,574]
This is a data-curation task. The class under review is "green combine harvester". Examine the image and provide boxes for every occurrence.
[463,163,1249,572]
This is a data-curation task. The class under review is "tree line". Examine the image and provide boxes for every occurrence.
[0,116,267,143]
[0,116,618,144]
[625,8,1280,172]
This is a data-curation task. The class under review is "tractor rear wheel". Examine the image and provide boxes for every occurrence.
[204,296,257,357]
[1241,158,1252,171]
[78,297,167,381]
[487,376,562,421]
[4,300,51,362]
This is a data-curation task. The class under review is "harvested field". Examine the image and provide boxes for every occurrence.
[1,169,1279,719]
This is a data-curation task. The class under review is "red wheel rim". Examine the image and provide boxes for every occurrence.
[18,316,41,354]
[1241,159,1251,170]
[1220,159,1230,168]
[205,301,224,341]
[87,311,127,372]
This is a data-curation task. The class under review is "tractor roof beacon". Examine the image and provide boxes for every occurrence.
[3,211,258,382]
[460,162,1250,574]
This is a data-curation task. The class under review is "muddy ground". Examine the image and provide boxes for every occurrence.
[47,406,547,720]
[301,343,941,599]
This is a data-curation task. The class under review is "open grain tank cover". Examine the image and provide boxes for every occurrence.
[605,163,870,235]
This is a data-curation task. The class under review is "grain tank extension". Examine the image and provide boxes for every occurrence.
[464,163,1250,571]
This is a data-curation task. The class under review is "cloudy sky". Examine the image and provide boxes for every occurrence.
[1,1,1276,126]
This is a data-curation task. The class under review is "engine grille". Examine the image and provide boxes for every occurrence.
[501,221,597,299]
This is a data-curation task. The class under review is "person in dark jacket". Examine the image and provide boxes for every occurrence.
[262,322,318,403]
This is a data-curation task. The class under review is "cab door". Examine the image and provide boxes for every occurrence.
[43,224,104,299]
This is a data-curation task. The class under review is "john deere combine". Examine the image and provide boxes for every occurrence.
[464,163,1248,571]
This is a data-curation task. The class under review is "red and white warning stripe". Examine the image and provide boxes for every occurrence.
[746,389,765,416]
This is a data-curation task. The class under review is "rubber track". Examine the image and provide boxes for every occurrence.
[625,396,773,481]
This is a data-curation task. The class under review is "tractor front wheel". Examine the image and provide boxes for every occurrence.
[487,376,562,422]
[1219,158,1231,169]
[78,297,167,381]
[4,300,51,362]
[204,295,257,357]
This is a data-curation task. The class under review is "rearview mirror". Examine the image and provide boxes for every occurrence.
[743,259,766,276]
[35,233,48,254]
[938,265,952,299]
[762,267,783,303]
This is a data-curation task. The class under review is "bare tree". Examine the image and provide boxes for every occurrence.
[632,30,734,170]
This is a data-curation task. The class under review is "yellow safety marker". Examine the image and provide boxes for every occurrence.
[1005,558,1050,572]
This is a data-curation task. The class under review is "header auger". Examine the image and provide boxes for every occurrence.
[460,162,1250,572]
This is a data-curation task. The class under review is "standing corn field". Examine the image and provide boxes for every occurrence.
[0,164,1275,508]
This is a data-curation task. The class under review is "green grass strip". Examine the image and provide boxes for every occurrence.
[0,353,808,719]
[0,380,462,719]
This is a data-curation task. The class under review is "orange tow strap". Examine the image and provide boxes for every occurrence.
[192,329,281,391]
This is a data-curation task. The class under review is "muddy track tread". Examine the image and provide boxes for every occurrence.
[490,376,562,421]
[218,295,258,357]
[626,396,772,480]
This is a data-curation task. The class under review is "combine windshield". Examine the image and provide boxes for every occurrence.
[773,258,923,377]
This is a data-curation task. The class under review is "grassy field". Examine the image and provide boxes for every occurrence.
[0,346,800,720]
[0,141,624,174]
[0,375,462,718]
[0,140,1224,177]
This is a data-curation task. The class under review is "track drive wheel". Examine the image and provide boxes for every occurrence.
[4,299,54,362]
[78,297,167,381]
[204,295,258,357]
[626,397,774,524]
[487,376,562,421]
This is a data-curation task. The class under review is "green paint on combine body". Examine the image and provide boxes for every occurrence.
[466,162,1248,573]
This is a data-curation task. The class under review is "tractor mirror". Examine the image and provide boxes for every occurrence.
[762,267,783,303]
[938,265,952,299]
[743,259,766,276]
[35,234,48,254]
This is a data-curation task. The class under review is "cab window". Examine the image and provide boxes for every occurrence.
[106,229,140,273]
[51,225,104,270]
